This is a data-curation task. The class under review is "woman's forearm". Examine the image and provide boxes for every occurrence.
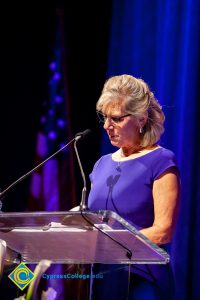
[140,225,172,245]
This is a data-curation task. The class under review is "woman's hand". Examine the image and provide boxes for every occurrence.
[69,206,80,211]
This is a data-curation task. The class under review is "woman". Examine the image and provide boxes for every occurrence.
[88,74,180,299]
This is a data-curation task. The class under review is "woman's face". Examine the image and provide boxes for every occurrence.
[102,102,142,149]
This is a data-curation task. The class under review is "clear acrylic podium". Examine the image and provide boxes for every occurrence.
[0,210,169,265]
[0,210,170,299]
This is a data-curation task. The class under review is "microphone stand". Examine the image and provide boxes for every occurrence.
[74,136,87,211]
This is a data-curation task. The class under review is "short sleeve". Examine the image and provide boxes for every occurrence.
[152,149,179,180]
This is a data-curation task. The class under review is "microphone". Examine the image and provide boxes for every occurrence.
[74,129,92,211]
[75,129,92,141]
[0,130,91,211]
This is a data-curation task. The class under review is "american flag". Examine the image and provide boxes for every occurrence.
[28,15,76,213]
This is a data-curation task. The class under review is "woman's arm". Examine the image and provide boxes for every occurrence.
[140,167,180,245]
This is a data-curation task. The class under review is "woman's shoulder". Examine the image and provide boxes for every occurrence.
[156,146,177,160]
[146,146,178,166]
[150,146,180,179]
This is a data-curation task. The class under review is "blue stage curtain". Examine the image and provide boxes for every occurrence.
[100,1,200,299]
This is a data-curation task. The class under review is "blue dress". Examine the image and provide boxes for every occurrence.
[88,147,179,299]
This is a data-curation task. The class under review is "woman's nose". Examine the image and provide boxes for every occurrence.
[103,118,113,130]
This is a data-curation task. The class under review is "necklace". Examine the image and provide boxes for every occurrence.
[116,149,123,172]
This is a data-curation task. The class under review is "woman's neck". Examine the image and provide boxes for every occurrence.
[120,144,158,157]
[121,145,142,157]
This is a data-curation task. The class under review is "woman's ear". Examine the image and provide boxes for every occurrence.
[138,112,148,127]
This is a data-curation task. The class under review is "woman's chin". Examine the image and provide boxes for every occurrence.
[110,140,120,147]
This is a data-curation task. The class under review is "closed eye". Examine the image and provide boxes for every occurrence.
[111,116,124,123]
[111,114,131,123]
[96,111,131,124]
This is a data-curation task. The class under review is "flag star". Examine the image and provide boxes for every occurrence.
[53,72,61,80]
[48,131,57,140]
[57,119,65,127]
[55,96,63,103]
[49,62,56,70]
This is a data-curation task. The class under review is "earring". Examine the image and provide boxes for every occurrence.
[139,127,143,134]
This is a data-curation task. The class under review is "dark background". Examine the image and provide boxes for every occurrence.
[0,1,112,211]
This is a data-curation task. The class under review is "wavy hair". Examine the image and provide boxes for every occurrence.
[96,74,165,147]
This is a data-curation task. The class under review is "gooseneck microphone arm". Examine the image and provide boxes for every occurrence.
[0,137,77,206]
[74,129,91,211]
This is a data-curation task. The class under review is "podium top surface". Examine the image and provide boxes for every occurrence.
[0,210,170,264]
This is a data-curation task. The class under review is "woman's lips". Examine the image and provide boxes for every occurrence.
[109,134,118,139]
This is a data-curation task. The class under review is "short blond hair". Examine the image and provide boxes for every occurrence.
[96,74,165,147]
